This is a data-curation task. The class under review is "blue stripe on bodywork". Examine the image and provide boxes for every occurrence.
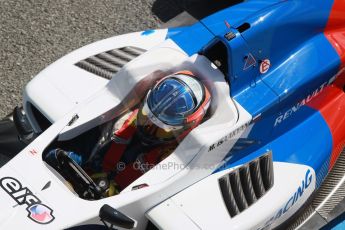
[167,0,339,188]
[166,0,281,58]
[217,106,332,189]
[168,0,340,117]
[259,34,340,112]
[201,0,281,34]
[232,35,340,120]
[231,0,339,116]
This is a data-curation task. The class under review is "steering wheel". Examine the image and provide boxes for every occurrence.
[46,149,103,200]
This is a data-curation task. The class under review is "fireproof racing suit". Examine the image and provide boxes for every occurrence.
[100,108,176,190]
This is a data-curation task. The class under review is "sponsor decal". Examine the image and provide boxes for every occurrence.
[27,204,54,224]
[257,169,313,230]
[29,149,37,156]
[208,122,249,152]
[274,76,336,127]
[243,53,257,70]
[260,59,271,74]
[0,177,55,224]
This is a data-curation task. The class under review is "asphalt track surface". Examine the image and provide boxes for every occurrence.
[0,0,241,119]
[0,0,162,119]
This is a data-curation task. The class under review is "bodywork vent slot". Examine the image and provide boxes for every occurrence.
[219,152,273,218]
[75,46,146,80]
[236,22,250,33]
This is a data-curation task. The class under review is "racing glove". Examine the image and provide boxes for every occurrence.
[91,172,119,197]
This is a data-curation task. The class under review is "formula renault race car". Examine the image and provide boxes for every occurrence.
[1,0,345,229]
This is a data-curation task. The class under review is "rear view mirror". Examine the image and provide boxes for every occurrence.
[99,204,135,229]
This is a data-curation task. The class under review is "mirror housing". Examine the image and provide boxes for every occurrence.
[99,204,135,229]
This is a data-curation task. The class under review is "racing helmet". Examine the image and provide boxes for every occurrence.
[137,71,211,145]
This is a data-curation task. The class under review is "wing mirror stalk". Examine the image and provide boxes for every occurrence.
[99,204,136,229]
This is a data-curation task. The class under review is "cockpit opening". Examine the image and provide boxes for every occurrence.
[42,70,213,200]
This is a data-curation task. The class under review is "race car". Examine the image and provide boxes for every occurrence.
[1,0,345,229]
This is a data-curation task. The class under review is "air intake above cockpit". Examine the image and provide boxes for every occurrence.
[75,46,146,80]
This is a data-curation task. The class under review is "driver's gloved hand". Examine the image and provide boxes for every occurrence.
[91,172,119,197]
[45,148,83,168]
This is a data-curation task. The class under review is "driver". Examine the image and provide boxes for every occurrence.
[46,70,211,197]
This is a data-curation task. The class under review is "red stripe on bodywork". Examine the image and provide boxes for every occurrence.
[309,0,345,169]
[308,75,345,169]
[312,0,345,170]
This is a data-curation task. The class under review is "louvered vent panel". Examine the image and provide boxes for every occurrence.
[75,46,146,80]
[219,152,274,218]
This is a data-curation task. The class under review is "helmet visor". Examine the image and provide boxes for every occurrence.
[137,102,183,143]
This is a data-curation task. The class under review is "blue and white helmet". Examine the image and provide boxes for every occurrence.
[137,71,211,144]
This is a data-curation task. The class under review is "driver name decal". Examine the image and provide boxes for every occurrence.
[0,177,55,224]
[208,122,250,152]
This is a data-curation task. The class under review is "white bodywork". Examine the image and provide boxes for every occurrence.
[24,29,169,132]
[0,30,315,229]
[147,163,315,230]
